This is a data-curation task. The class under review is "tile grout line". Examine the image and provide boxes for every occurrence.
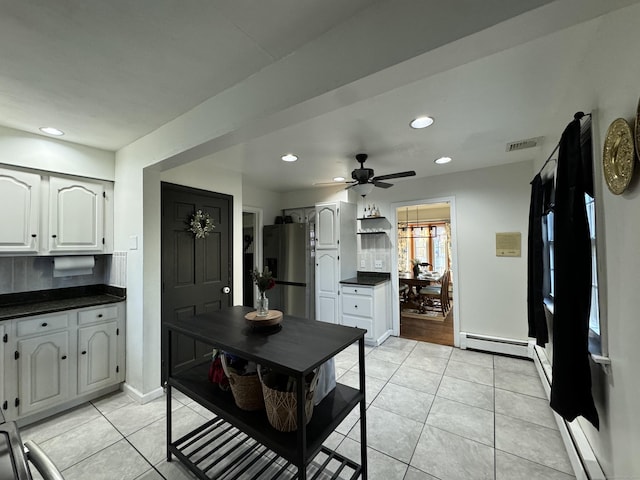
[91,398,170,480]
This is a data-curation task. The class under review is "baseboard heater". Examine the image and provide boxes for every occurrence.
[532,346,606,480]
[459,332,531,357]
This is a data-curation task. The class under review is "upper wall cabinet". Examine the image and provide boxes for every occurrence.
[0,168,41,253]
[48,177,104,253]
[0,166,113,255]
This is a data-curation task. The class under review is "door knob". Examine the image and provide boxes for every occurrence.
[222,286,231,294]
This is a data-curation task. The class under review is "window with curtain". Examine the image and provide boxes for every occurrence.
[398,222,450,273]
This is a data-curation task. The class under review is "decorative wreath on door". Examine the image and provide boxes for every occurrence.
[188,210,215,239]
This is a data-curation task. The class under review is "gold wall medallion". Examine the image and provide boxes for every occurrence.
[603,118,635,195]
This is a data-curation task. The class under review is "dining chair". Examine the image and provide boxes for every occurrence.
[418,269,450,316]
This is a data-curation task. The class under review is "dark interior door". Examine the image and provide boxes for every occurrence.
[161,182,232,379]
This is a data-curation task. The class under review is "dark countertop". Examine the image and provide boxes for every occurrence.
[0,285,126,321]
[340,272,391,286]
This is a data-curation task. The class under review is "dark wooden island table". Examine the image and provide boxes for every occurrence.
[164,306,367,479]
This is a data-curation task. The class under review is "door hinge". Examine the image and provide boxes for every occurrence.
[15,398,19,407]
[116,328,119,336]
[116,365,119,373]
[14,351,19,360]
[2,400,7,410]
[2,333,7,343]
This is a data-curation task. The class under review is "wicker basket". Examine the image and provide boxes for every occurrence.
[259,368,319,432]
[221,354,264,411]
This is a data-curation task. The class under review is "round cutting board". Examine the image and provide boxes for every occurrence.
[244,310,283,327]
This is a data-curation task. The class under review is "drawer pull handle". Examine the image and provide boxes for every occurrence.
[354,305,358,308]
[61,355,67,360]
[51,234,57,238]
[31,234,37,238]
[41,322,48,327]
[81,350,87,355]
[98,314,103,318]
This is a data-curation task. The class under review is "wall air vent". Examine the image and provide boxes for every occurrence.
[506,137,543,152]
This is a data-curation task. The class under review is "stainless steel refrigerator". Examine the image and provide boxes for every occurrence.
[263,223,315,320]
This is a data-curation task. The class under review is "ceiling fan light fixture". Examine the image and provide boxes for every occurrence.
[281,153,298,162]
[410,116,434,129]
[39,126,64,136]
[352,183,374,197]
[434,156,452,165]
[333,176,345,182]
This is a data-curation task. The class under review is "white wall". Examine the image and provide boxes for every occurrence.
[241,180,282,227]
[281,185,352,209]
[0,125,115,180]
[358,161,532,340]
[529,5,640,477]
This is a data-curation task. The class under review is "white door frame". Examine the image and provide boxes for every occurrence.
[390,196,460,347]
[242,206,264,307]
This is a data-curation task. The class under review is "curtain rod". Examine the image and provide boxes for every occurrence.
[535,111,591,178]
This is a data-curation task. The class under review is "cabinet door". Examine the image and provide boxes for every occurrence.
[17,331,71,416]
[78,321,118,394]
[49,176,104,252]
[315,203,338,249]
[0,168,40,253]
[0,324,5,415]
[315,250,338,323]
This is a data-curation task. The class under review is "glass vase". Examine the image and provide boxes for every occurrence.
[256,291,269,316]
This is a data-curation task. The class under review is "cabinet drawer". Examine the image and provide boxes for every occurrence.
[342,295,373,317]
[341,285,372,296]
[16,313,69,337]
[342,315,373,339]
[78,305,118,325]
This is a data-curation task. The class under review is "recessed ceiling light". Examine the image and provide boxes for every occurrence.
[281,153,298,162]
[434,156,452,165]
[333,176,345,182]
[410,116,434,129]
[40,127,64,136]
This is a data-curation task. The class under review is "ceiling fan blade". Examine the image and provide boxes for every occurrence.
[373,180,393,189]
[372,170,416,181]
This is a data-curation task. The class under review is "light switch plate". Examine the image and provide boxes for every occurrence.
[360,259,366,268]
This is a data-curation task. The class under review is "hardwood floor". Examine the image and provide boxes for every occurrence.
[400,304,454,346]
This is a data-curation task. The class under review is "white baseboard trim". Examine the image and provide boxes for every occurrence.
[459,332,529,357]
[122,383,164,404]
[532,346,606,480]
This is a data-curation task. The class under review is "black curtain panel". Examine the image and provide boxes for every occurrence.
[527,173,548,346]
[550,118,599,429]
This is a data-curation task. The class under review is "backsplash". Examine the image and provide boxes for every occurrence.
[357,234,392,272]
[0,254,126,294]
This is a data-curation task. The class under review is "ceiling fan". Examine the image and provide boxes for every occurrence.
[346,153,416,196]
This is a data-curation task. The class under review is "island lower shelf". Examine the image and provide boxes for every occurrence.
[169,361,363,465]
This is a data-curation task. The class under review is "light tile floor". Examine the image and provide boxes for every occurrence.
[22,337,574,480]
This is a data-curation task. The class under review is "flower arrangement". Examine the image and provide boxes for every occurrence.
[252,267,276,293]
[188,210,215,239]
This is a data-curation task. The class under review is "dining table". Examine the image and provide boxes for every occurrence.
[399,271,442,312]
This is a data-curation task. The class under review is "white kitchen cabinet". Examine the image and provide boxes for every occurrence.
[315,250,339,323]
[77,305,122,394]
[314,202,357,324]
[1,302,125,422]
[48,176,104,252]
[17,329,72,416]
[0,167,41,253]
[0,323,5,415]
[340,282,391,346]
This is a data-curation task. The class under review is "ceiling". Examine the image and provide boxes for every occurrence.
[1,1,638,193]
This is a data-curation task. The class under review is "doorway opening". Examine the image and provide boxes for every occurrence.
[393,199,458,347]
[242,207,263,308]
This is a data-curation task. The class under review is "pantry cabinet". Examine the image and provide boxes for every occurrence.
[314,202,356,324]
[0,168,41,253]
[1,302,125,422]
[0,166,113,255]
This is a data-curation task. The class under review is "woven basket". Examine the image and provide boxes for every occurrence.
[221,354,264,411]
[259,368,319,432]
